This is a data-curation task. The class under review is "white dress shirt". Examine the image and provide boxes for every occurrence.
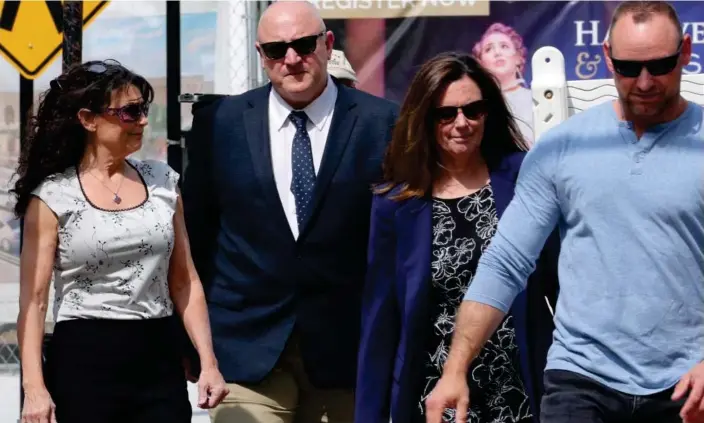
[268,76,338,239]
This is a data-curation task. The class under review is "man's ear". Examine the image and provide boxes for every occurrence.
[77,108,97,132]
[255,43,267,68]
[679,33,693,69]
[325,30,335,58]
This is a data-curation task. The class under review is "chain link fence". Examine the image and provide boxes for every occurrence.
[211,0,266,96]
[0,325,19,374]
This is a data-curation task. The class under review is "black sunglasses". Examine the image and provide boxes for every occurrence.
[433,99,489,123]
[259,32,325,60]
[86,62,115,73]
[610,40,682,78]
[50,62,123,91]
[87,62,149,122]
[104,103,149,123]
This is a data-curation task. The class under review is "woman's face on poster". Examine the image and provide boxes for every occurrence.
[479,32,520,80]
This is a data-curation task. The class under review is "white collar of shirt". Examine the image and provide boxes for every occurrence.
[269,75,337,132]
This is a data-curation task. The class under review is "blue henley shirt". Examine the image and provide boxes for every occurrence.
[465,100,704,395]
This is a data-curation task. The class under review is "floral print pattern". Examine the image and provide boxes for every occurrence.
[31,159,180,322]
[417,185,531,423]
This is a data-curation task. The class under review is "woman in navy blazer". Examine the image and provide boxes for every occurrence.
[355,52,559,423]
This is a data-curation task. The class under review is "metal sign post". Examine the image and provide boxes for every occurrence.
[166,0,182,178]
[62,1,83,71]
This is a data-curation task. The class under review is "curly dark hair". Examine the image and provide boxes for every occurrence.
[11,59,154,217]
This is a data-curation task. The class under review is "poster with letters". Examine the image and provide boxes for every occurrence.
[326,1,704,146]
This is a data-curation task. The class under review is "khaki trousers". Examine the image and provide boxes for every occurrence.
[209,335,354,423]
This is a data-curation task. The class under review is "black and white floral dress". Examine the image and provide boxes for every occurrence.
[415,185,532,423]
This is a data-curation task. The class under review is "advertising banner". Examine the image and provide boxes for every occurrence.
[328,1,704,145]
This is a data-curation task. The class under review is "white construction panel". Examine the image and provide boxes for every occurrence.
[214,0,252,95]
[531,47,704,140]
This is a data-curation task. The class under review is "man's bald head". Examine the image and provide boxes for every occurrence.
[258,1,326,43]
[255,1,334,110]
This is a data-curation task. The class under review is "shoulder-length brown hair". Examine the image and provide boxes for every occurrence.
[377,51,528,201]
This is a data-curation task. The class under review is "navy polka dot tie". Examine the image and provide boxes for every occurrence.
[289,111,316,230]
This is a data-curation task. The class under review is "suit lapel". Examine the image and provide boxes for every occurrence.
[243,86,293,239]
[298,85,358,236]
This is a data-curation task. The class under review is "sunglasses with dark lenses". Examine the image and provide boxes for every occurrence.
[610,41,682,78]
[86,62,110,73]
[85,61,127,76]
[50,62,123,90]
[260,32,325,60]
[433,99,489,123]
[104,103,149,123]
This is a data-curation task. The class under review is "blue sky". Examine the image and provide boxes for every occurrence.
[0,10,217,92]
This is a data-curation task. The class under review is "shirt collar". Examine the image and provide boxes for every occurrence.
[269,75,338,132]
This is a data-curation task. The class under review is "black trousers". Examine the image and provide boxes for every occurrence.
[45,316,192,423]
[540,370,685,423]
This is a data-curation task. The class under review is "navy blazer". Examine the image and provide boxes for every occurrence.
[354,152,559,423]
[181,79,399,388]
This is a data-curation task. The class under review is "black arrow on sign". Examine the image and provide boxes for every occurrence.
[0,1,64,33]
[46,1,64,33]
[0,1,19,31]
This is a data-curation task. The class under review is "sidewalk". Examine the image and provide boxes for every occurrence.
[0,374,211,422]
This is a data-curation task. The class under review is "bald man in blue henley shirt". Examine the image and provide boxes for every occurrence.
[424,2,704,423]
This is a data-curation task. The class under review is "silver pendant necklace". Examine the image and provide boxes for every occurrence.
[88,168,126,204]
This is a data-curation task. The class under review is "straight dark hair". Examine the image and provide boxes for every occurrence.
[377,51,528,200]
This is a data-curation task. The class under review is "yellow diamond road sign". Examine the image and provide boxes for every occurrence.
[0,0,110,80]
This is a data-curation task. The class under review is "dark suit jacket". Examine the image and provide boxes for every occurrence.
[181,79,399,389]
[354,152,560,423]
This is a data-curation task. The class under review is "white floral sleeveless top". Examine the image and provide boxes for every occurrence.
[31,158,179,322]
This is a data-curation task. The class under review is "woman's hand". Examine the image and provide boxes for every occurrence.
[21,387,56,423]
[197,366,229,409]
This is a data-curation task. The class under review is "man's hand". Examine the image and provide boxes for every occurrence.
[425,373,470,423]
[424,301,505,423]
[673,362,704,423]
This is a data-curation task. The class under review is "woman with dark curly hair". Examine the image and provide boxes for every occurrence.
[354,52,560,423]
[13,60,228,423]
